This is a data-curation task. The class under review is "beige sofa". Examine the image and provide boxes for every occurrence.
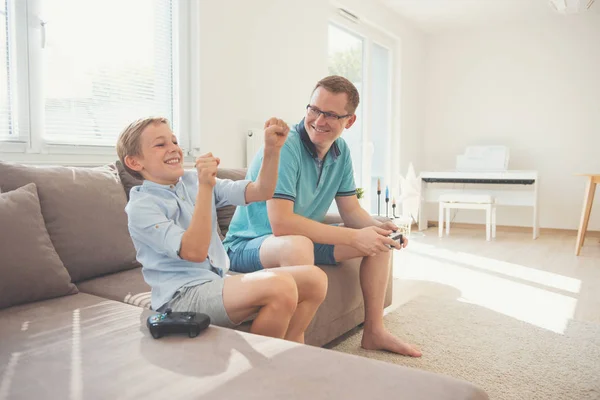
[0,161,488,399]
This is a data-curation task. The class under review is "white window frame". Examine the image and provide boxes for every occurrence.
[0,0,197,166]
[328,11,401,209]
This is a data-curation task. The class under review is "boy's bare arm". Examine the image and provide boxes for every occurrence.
[179,154,218,262]
[245,118,289,203]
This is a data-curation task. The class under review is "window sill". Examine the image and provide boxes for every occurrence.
[0,141,28,153]
[0,150,197,168]
[43,143,118,156]
[0,152,117,167]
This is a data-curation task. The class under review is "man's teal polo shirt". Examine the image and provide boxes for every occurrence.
[223,119,356,251]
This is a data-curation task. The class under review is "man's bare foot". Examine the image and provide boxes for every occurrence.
[361,329,422,357]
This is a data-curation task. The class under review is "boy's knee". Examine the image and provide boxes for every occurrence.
[308,266,328,302]
[269,272,299,312]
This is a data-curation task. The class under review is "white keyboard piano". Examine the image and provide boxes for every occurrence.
[419,170,539,239]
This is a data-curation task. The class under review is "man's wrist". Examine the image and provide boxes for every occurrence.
[263,146,281,158]
[343,228,356,246]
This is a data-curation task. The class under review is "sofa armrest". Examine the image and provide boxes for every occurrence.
[373,215,392,223]
[322,213,344,225]
[323,213,392,226]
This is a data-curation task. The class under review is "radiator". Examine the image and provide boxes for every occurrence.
[246,128,264,167]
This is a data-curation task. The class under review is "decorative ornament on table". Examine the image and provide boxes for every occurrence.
[376,178,381,216]
[385,186,390,218]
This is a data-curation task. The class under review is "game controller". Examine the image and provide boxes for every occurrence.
[146,308,210,339]
[388,232,404,249]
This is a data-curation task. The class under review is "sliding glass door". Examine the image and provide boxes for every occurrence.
[328,24,364,188]
[328,18,396,215]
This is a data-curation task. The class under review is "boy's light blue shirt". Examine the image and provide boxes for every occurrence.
[223,119,356,251]
[125,170,250,311]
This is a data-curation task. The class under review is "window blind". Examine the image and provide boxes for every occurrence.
[42,0,173,146]
[0,1,11,139]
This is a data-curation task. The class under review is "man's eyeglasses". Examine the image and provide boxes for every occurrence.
[306,105,352,121]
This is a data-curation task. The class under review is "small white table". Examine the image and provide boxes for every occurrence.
[419,170,539,239]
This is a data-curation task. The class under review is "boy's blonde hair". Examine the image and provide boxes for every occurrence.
[116,117,169,180]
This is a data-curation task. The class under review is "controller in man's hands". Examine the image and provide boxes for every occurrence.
[388,232,404,249]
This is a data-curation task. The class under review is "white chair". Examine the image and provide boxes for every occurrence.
[438,194,497,241]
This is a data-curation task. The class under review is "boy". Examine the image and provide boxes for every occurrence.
[117,117,327,343]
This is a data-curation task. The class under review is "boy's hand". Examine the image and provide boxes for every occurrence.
[195,153,220,187]
[263,117,289,150]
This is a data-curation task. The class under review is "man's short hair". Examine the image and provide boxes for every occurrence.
[116,117,169,180]
[312,75,360,115]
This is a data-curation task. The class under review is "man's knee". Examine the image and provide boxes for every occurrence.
[375,250,392,260]
[286,236,315,265]
[363,249,392,267]
[263,235,315,266]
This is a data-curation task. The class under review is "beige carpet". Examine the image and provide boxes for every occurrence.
[331,296,600,400]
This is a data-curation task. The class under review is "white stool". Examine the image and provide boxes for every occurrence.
[438,194,497,241]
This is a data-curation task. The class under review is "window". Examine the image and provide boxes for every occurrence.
[1,0,12,139]
[328,18,396,215]
[328,24,364,188]
[369,42,392,215]
[0,0,192,160]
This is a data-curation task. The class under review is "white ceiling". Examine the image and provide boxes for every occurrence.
[380,0,599,32]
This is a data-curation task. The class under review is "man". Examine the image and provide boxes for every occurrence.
[223,76,421,357]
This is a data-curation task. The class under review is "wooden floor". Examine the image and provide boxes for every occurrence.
[390,227,600,329]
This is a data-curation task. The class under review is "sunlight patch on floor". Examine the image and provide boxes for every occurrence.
[409,242,581,293]
[394,244,578,334]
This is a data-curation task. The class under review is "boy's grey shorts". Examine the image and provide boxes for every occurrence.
[164,280,238,328]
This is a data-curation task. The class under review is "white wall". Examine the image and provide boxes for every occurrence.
[196,0,426,177]
[196,0,328,168]
[422,15,600,230]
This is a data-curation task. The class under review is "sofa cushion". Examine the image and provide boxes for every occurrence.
[216,168,247,236]
[304,259,365,345]
[0,162,140,282]
[77,267,152,309]
[114,160,143,200]
[0,183,78,309]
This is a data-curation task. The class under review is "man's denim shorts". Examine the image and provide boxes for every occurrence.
[227,235,337,273]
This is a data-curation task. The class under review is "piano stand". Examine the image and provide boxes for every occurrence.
[419,171,539,239]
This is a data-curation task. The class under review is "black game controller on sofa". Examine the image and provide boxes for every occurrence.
[147,308,210,339]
